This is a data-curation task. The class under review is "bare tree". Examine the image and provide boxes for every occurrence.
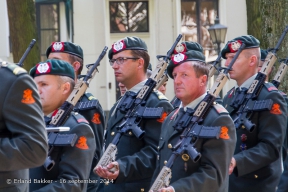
[7,0,40,70]
[247,0,288,93]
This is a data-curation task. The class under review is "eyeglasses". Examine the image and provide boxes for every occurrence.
[109,57,139,66]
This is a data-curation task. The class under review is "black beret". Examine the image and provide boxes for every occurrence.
[221,35,260,59]
[46,42,83,59]
[108,36,148,59]
[167,41,205,79]
[260,49,268,61]
[29,59,75,80]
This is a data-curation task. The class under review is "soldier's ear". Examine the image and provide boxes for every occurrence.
[72,61,81,72]
[62,81,72,95]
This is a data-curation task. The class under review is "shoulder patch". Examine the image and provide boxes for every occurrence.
[264,82,278,92]
[72,112,89,124]
[154,90,168,100]
[228,87,235,98]
[4,62,27,75]
[212,103,228,114]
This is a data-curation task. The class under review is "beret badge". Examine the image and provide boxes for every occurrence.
[36,62,51,74]
[112,40,126,53]
[228,40,242,53]
[52,42,64,52]
[172,43,188,64]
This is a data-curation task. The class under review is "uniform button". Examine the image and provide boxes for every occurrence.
[164,160,167,165]
[141,189,144,192]
[241,125,245,129]
[168,144,172,148]
[157,155,159,160]
[254,175,258,178]
[129,132,132,135]
[111,132,115,136]
[157,146,159,149]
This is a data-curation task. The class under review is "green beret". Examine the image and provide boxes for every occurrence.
[260,49,268,61]
[29,59,75,80]
[108,36,148,59]
[221,35,260,59]
[46,42,83,59]
[167,41,205,79]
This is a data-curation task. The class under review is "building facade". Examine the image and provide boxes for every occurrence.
[0,0,247,111]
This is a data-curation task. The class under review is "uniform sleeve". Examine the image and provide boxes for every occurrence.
[116,99,173,183]
[0,74,48,171]
[171,114,236,191]
[33,123,96,192]
[234,91,287,176]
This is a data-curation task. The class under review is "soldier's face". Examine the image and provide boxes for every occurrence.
[224,50,252,86]
[172,62,207,106]
[111,50,140,88]
[34,75,67,115]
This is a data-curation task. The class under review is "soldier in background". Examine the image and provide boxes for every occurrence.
[46,42,105,191]
[0,60,48,192]
[221,36,287,192]
[151,42,236,192]
[29,59,96,191]
[94,36,173,192]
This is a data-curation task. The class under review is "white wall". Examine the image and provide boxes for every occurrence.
[0,0,13,62]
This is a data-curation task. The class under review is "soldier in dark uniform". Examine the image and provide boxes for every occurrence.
[259,49,288,192]
[94,36,173,192]
[29,59,96,191]
[221,35,287,192]
[0,60,48,192]
[46,42,105,191]
[151,42,236,192]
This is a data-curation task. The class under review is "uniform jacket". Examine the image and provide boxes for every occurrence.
[223,82,287,192]
[76,93,105,192]
[152,103,236,192]
[98,90,173,192]
[276,91,288,192]
[0,64,48,192]
[29,112,96,192]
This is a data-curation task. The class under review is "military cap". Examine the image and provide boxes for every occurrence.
[221,35,260,59]
[29,59,75,80]
[167,41,205,79]
[260,49,268,61]
[46,42,83,59]
[108,36,148,59]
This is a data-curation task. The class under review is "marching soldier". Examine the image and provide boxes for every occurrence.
[151,42,236,192]
[221,35,287,192]
[0,60,48,192]
[29,59,96,191]
[46,42,105,191]
[94,36,173,192]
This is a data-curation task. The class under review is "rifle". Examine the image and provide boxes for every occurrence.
[207,53,222,78]
[18,39,36,67]
[271,58,288,88]
[94,34,183,171]
[149,43,246,192]
[44,46,108,171]
[231,26,288,132]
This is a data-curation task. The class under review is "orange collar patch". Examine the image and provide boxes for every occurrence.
[157,112,168,123]
[91,113,101,124]
[75,136,89,150]
[219,126,230,140]
[270,103,282,115]
[21,89,35,104]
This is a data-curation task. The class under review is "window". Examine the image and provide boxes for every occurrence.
[36,3,60,61]
[109,1,149,33]
[181,0,218,57]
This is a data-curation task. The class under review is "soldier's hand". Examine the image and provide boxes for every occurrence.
[94,161,119,180]
[229,157,236,175]
[158,186,175,192]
